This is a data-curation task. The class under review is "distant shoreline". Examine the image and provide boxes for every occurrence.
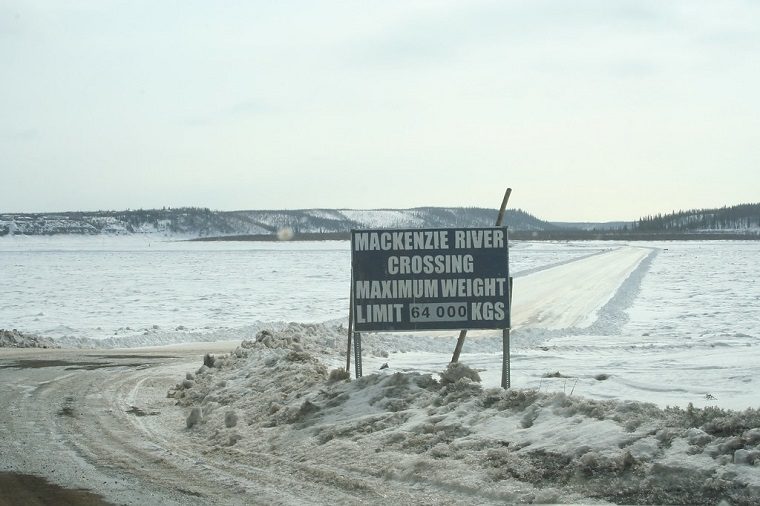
[4,203,758,239]
[188,231,760,242]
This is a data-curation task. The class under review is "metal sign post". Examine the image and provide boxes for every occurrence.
[502,276,513,389]
[345,272,354,373]
[502,328,510,389]
[353,332,363,378]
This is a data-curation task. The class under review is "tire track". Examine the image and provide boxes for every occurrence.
[2,354,518,504]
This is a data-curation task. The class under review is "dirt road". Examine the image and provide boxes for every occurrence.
[1,345,515,505]
[0,345,249,505]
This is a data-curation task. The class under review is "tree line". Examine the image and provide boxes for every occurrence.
[634,203,760,232]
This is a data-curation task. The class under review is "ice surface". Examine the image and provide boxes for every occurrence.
[0,236,353,340]
[2,236,758,411]
[0,236,599,341]
[355,242,760,410]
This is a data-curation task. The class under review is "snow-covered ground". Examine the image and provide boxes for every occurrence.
[2,237,759,411]
[2,328,758,505]
[364,242,760,411]
[1,237,759,504]
[165,327,760,505]
[0,236,355,341]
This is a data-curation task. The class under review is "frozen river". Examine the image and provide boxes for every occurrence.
[0,236,605,341]
[2,235,759,409]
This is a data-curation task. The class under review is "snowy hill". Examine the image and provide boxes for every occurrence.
[4,203,758,238]
[0,207,553,237]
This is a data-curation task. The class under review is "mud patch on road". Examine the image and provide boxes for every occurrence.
[0,359,160,370]
[58,396,76,418]
[0,472,113,505]
[98,354,178,360]
[176,487,205,497]
[125,405,159,417]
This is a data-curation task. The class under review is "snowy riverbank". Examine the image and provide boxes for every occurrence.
[0,329,59,349]
[169,327,760,505]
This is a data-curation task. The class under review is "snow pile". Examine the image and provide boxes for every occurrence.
[169,328,760,505]
[0,329,59,348]
[51,321,338,349]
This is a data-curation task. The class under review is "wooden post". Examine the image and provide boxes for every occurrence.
[451,187,512,364]
[450,329,467,364]
[495,188,512,228]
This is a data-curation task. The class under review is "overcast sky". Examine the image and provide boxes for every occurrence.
[2,1,759,221]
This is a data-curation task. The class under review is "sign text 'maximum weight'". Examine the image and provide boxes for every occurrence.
[355,277,508,299]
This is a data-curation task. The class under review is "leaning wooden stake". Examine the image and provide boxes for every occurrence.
[451,187,512,364]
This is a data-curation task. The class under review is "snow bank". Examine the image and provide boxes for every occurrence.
[53,322,295,349]
[169,327,760,505]
[0,329,59,348]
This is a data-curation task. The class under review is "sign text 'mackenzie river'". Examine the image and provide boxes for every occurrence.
[351,228,510,332]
